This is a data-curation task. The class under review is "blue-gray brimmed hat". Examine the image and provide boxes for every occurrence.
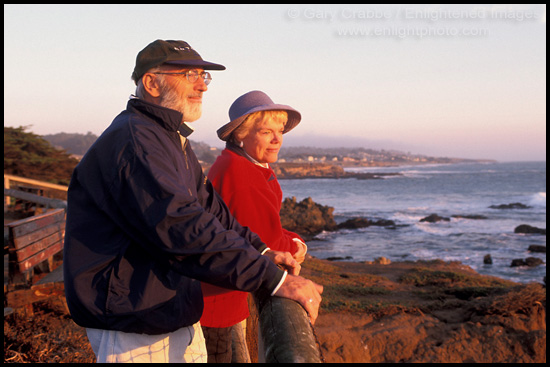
[217,90,301,141]
[132,40,225,84]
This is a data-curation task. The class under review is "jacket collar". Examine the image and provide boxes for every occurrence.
[127,97,194,138]
[226,142,269,169]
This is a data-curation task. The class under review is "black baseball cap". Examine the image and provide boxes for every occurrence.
[131,39,225,84]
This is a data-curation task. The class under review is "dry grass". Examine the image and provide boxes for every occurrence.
[481,283,546,316]
[4,298,95,363]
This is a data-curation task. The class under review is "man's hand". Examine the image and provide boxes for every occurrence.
[274,274,323,325]
[264,250,300,275]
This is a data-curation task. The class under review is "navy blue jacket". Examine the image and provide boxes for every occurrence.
[63,98,284,335]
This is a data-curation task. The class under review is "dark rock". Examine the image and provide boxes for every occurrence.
[511,257,544,267]
[451,214,488,220]
[514,224,546,235]
[337,217,397,230]
[528,245,546,253]
[483,254,492,264]
[326,256,353,261]
[338,217,371,229]
[420,214,450,223]
[348,172,401,180]
[372,219,397,227]
[510,259,527,267]
[525,257,544,267]
[280,196,337,240]
[489,202,532,209]
[280,197,399,240]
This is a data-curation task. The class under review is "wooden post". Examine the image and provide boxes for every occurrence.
[4,175,10,207]
[255,295,322,363]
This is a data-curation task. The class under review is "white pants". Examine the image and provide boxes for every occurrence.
[86,322,207,363]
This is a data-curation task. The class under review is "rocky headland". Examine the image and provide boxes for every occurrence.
[271,162,401,180]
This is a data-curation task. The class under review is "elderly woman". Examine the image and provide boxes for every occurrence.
[200,90,308,363]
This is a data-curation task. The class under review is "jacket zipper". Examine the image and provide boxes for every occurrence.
[179,132,189,170]
[178,132,193,196]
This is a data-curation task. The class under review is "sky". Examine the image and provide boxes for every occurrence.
[4,4,546,162]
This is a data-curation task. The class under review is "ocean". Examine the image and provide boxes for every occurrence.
[279,161,546,284]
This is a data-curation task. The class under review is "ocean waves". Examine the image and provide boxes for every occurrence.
[280,161,546,284]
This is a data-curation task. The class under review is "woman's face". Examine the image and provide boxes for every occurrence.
[242,117,285,164]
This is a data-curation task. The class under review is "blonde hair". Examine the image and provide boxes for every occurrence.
[231,110,288,145]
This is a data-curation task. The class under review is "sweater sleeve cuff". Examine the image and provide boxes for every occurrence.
[292,238,307,252]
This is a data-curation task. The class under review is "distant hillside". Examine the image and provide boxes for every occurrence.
[43,132,99,156]
[43,132,222,164]
[41,132,491,167]
[276,146,490,166]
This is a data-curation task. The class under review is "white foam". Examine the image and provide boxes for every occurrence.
[528,192,546,208]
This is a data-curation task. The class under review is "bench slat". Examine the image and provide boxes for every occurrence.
[10,221,65,250]
[16,242,63,273]
[6,208,66,279]
[8,209,65,239]
[11,229,64,264]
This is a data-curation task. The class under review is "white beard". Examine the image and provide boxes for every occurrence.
[159,85,202,123]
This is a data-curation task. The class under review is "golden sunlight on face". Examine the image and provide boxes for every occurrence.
[242,118,285,164]
[159,68,207,123]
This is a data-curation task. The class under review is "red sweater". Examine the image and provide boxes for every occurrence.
[200,147,302,327]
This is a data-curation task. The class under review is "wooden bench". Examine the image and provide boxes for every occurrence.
[4,208,66,313]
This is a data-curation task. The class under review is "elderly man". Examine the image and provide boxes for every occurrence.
[63,39,322,363]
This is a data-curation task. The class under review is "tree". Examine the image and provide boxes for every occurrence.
[4,126,78,185]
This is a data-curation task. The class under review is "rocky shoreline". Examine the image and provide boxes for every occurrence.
[281,196,546,275]
[271,162,401,180]
[278,196,545,362]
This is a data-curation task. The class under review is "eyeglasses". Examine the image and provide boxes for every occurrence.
[152,70,212,85]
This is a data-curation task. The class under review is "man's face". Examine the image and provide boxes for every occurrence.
[157,67,208,123]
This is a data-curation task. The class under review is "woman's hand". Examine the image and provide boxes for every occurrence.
[264,250,301,275]
[292,239,307,264]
